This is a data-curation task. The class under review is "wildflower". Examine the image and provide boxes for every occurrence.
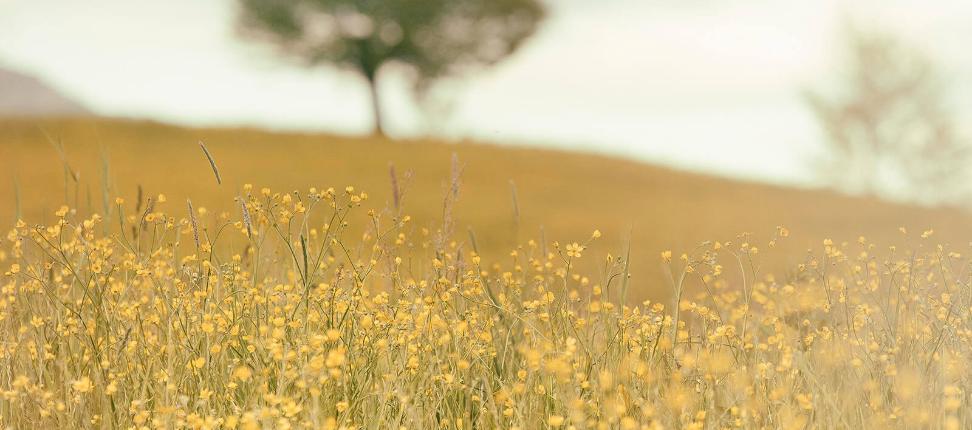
[565,242,584,258]
[282,400,302,417]
[189,357,206,369]
[335,400,349,413]
[325,349,346,368]
[233,366,253,382]
[72,376,92,393]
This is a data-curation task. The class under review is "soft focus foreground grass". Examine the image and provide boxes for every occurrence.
[1,181,971,429]
[2,117,972,305]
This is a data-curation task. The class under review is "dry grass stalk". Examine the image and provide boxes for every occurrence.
[199,140,222,185]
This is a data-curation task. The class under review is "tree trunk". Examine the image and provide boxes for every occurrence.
[354,36,385,137]
[365,73,385,138]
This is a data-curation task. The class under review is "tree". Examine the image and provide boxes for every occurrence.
[805,29,970,205]
[237,0,546,136]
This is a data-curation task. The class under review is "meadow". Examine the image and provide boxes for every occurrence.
[3,118,972,303]
[1,118,971,428]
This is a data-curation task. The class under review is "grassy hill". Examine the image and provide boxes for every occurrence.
[2,117,970,302]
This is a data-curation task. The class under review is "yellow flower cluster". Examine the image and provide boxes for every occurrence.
[0,186,969,429]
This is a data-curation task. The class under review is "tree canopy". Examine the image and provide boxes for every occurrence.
[805,29,970,204]
[238,0,546,136]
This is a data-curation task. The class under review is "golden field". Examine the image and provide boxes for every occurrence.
[1,117,972,429]
[2,117,972,303]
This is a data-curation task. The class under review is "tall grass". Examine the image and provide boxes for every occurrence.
[1,181,970,429]
[8,118,972,307]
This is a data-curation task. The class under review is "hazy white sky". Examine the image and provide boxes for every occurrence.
[2,0,972,185]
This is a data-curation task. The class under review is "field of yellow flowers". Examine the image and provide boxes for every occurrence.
[2,177,971,429]
[5,117,972,307]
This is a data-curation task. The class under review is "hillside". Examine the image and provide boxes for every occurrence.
[1,117,970,302]
[0,67,89,116]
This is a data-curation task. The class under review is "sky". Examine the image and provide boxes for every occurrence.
[2,0,972,186]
